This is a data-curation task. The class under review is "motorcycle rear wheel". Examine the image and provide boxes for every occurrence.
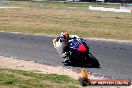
[88,53,100,68]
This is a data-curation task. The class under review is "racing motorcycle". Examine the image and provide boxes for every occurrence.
[53,37,100,68]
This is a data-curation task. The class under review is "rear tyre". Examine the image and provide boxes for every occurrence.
[88,53,100,68]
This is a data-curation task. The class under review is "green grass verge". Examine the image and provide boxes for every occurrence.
[0,69,79,88]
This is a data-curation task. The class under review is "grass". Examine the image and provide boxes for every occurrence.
[8,1,120,8]
[0,1,132,40]
[0,69,79,88]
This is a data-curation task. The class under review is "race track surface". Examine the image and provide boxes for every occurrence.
[0,32,132,80]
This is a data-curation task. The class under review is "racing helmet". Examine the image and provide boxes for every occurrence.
[60,32,69,39]
[59,32,69,44]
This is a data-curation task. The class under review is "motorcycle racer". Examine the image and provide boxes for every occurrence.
[53,32,89,63]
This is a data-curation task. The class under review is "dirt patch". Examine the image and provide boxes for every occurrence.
[0,56,103,80]
[0,56,82,79]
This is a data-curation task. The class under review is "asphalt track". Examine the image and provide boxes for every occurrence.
[0,32,132,80]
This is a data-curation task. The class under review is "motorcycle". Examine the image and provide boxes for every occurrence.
[53,37,100,68]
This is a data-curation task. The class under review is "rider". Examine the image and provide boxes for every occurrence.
[53,32,88,63]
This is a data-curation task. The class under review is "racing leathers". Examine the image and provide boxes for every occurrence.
[53,35,89,63]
